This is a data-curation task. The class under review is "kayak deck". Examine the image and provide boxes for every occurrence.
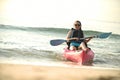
[63,48,94,65]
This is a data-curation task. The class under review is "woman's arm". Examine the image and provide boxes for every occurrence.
[66,30,72,41]
[85,37,94,43]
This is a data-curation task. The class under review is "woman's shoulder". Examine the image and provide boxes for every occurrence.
[68,28,74,32]
[67,28,73,34]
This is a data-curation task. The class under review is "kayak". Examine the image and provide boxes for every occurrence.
[63,48,94,65]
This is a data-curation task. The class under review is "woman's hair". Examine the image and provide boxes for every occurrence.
[74,20,82,27]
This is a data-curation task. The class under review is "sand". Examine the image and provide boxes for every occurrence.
[0,63,120,80]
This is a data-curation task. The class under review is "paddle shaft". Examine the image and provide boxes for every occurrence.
[50,32,111,46]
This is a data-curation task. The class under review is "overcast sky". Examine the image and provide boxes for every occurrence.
[0,0,120,34]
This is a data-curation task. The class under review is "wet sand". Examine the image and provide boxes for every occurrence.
[0,63,120,80]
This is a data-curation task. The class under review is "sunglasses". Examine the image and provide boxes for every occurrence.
[74,24,80,26]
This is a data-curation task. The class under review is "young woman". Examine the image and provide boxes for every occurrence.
[66,20,93,53]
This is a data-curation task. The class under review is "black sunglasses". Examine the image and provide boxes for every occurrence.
[74,24,80,26]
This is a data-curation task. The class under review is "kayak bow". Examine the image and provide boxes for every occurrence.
[63,48,94,65]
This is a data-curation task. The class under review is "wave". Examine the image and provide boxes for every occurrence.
[0,48,63,61]
[0,24,120,38]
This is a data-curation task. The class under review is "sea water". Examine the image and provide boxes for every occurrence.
[0,24,120,68]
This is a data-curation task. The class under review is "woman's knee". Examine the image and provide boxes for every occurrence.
[80,42,88,50]
[70,46,76,50]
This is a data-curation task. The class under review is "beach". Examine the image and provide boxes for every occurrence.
[0,63,120,80]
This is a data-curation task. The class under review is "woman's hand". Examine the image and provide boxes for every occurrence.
[73,37,79,41]
[85,36,94,43]
[67,37,79,42]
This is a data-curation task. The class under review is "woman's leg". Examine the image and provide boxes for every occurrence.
[70,46,77,50]
[79,42,89,51]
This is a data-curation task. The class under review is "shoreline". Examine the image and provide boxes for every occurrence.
[0,62,120,70]
[0,63,120,80]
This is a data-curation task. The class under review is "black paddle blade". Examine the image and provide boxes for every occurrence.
[50,39,66,46]
[98,32,112,39]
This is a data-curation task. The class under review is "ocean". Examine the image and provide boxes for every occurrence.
[0,24,120,68]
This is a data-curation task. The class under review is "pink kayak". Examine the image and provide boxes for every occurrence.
[63,48,94,65]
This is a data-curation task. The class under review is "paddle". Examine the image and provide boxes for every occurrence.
[50,32,112,46]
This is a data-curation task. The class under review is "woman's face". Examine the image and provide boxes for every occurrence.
[74,22,81,30]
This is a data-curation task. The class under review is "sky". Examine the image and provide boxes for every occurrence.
[0,0,120,34]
